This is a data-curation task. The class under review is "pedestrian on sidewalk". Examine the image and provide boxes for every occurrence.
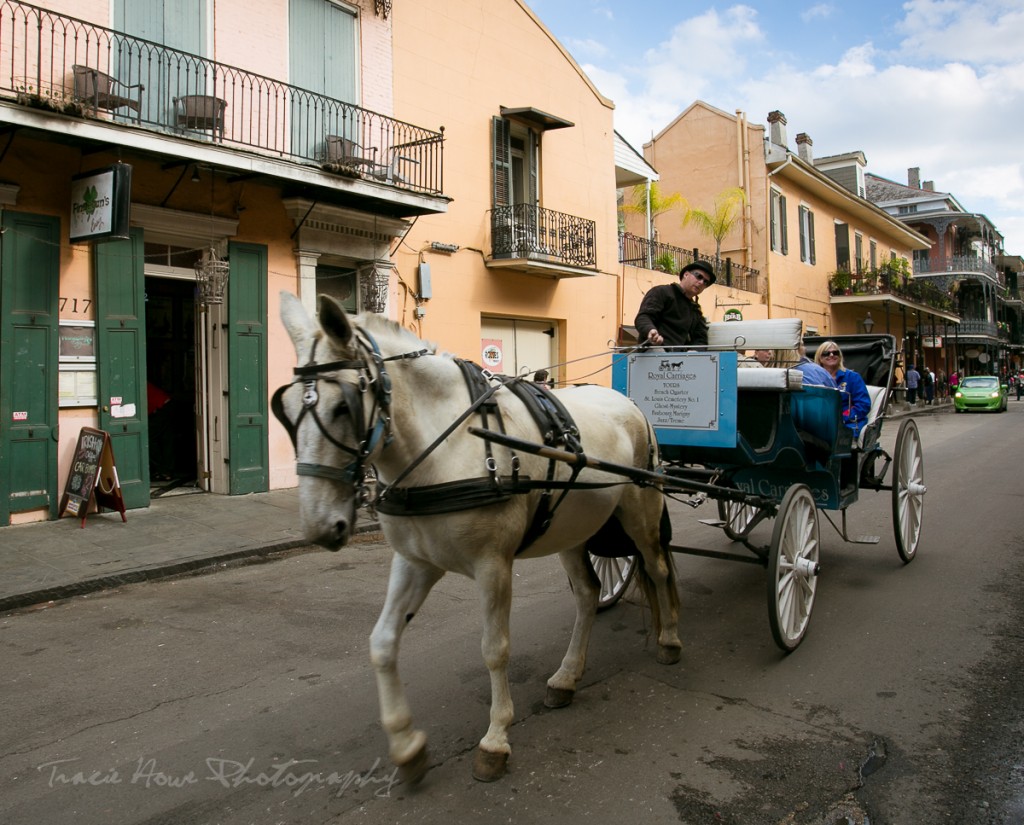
[1018,369,1024,401]
[906,364,921,405]
[949,369,960,397]
[923,368,935,405]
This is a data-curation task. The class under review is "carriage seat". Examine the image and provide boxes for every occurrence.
[736,367,804,391]
[707,318,803,352]
[855,384,887,449]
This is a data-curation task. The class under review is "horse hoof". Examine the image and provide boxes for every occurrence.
[544,685,575,708]
[397,743,430,785]
[472,747,508,782]
[657,644,682,665]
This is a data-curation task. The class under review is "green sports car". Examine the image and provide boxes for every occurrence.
[953,375,1008,413]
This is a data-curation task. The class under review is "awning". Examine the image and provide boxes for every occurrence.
[500,106,574,131]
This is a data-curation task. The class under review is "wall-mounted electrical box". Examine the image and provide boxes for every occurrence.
[418,262,432,300]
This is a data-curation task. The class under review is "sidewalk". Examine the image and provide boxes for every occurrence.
[0,487,379,613]
[0,401,951,614]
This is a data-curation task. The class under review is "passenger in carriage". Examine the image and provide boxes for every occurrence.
[791,342,837,389]
[814,341,871,436]
[634,260,713,348]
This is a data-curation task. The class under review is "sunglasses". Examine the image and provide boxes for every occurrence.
[690,273,711,286]
[822,350,840,357]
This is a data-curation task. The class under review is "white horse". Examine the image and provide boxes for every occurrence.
[275,293,681,783]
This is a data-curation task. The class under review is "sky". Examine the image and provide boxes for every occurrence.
[529,0,1024,256]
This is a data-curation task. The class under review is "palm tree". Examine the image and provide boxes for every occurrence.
[681,186,748,274]
[619,181,684,268]
[620,181,684,237]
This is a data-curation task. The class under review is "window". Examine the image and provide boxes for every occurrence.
[854,233,863,273]
[770,189,788,255]
[834,222,850,270]
[798,205,815,264]
[492,117,538,208]
[869,239,877,270]
[898,204,918,215]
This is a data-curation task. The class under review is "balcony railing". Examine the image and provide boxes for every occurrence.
[491,204,596,268]
[0,0,443,195]
[618,232,760,293]
[831,265,955,312]
[956,318,998,337]
[914,255,998,280]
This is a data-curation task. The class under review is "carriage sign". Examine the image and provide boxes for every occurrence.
[615,350,738,448]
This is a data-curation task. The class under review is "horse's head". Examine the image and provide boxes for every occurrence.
[275,292,391,549]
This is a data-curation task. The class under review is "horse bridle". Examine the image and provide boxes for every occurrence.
[271,328,427,505]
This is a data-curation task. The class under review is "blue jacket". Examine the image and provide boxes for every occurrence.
[794,360,838,389]
[835,368,871,435]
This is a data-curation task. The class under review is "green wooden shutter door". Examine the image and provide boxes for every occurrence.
[96,230,150,510]
[227,242,268,494]
[780,195,788,256]
[0,212,60,523]
[492,116,511,207]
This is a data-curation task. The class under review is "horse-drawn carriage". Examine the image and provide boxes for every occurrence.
[274,294,925,782]
[588,318,926,651]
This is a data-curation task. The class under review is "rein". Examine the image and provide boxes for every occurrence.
[274,322,628,553]
[271,328,427,505]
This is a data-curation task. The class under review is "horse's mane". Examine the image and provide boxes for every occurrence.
[356,313,439,357]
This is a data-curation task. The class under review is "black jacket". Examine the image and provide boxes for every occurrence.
[634,284,708,346]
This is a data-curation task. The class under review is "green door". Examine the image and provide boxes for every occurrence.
[95,230,150,509]
[0,212,60,523]
[227,242,268,494]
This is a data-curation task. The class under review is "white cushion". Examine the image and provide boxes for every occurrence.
[856,385,887,448]
[707,318,803,351]
[736,367,804,391]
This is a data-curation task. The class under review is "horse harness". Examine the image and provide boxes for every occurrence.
[272,328,619,553]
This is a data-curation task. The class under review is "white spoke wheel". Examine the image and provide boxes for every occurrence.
[892,418,926,564]
[767,484,820,652]
[589,554,637,611]
[718,499,765,541]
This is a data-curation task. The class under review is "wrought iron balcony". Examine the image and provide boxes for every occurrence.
[490,204,596,274]
[618,232,760,293]
[830,264,955,313]
[956,318,999,338]
[0,0,443,195]
[913,255,999,281]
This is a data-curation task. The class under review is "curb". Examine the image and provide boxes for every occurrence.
[0,519,382,615]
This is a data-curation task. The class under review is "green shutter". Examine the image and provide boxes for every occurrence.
[799,206,807,263]
[96,230,151,510]
[780,195,788,256]
[492,116,511,207]
[227,242,269,494]
[809,211,816,265]
[0,212,60,523]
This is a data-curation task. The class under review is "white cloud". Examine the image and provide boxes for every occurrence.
[896,0,1024,64]
[800,3,835,22]
[596,0,1024,250]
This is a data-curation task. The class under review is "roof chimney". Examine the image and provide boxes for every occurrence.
[795,132,813,163]
[767,110,788,148]
[923,181,935,191]
[908,167,920,188]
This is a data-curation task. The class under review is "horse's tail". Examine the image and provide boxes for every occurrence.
[585,506,679,629]
[633,504,680,636]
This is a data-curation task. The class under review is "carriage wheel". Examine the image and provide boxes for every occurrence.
[718,499,766,541]
[892,418,926,564]
[767,484,820,652]
[589,553,637,611]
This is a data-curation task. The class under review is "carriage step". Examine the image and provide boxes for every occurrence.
[851,534,881,545]
[698,519,727,528]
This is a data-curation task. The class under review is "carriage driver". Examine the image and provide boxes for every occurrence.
[634,260,714,348]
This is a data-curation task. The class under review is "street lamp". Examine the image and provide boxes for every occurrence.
[862,311,875,334]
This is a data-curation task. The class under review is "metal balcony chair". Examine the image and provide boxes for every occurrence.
[173,94,227,141]
[72,65,144,122]
[325,135,381,173]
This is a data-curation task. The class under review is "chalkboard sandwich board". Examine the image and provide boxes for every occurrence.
[59,427,127,527]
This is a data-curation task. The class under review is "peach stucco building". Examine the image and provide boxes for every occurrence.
[0,0,448,524]
[389,0,624,383]
[642,102,932,337]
